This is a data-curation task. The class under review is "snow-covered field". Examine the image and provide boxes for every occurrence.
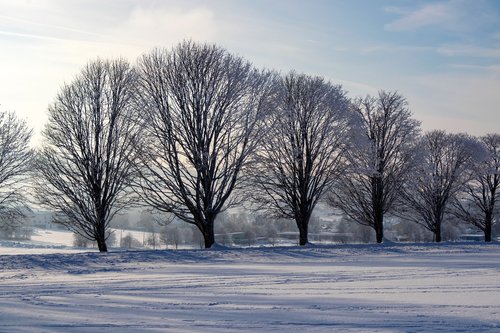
[1,243,500,332]
[0,229,84,255]
[0,228,161,255]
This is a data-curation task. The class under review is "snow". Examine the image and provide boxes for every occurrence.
[0,228,88,255]
[1,243,500,332]
[30,229,75,247]
[0,228,166,255]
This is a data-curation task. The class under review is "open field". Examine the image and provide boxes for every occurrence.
[1,243,500,332]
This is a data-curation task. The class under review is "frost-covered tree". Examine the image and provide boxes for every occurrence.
[451,134,499,241]
[250,72,351,245]
[34,59,141,252]
[134,41,275,248]
[0,110,33,227]
[328,91,420,243]
[399,131,480,242]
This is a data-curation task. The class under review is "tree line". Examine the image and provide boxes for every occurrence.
[1,41,498,252]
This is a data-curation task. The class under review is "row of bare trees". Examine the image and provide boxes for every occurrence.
[1,41,498,251]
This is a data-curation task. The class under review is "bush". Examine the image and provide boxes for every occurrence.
[73,233,91,247]
[120,233,141,249]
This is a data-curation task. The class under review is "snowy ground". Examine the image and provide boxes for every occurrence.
[0,228,161,255]
[1,243,500,332]
[0,229,84,255]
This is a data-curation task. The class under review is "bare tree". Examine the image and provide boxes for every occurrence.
[328,91,420,243]
[0,110,33,227]
[134,41,275,248]
[34,59,141,252]
[451,134,499,241]
[250,72,351,245]
[399,131,480,242]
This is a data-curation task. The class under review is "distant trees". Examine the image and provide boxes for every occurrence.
[0,110,33,227]
[451,134,499,241]
[250,72,351,245]
[34,59,141,252]
[328,91,421,243]
[133,41,275,248]
[398,131,480,242]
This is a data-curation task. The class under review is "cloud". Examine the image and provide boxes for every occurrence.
[384,0,496,33]
[438,44,500,58]
[385,3,455,31]
[359,44,433,55]
[0,13,103,39]
[0,29,78,43]
[448,64,500,73]
[110,5,217,52]
[408,72,500,135]
[0,1,220,142]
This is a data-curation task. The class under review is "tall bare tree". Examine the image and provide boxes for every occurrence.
[451,134,499,241]
[328,91,421,243]
[0,110,33,226]
[134,41,275,248]
[34,59,141,252]
[399,131,480,242]
[250,72,351,245]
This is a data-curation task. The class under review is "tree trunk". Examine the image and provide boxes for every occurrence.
[295,213,310,246]
[201,220,215,249]
[298,223,309,246]
[96,237,108,252]
[372,176,384,244]
[434,227,442,243]
[484,213,492,242]
[375,222,383,244]
[96,213,108,252]
[374,205,384,243]
[203,231,215,248]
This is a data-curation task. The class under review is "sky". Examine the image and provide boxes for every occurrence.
[0,0,499,143]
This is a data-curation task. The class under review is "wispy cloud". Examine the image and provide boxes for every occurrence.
[438,44,500,58]
[0,13,103,38]
[409,71,500,135]
[328,78,379,97]
[0,29,87,43]
[114,5,217,48]
[385,3,455,31]
[359,44,433,55]
[384,0,496,32]
[448,63,500,73]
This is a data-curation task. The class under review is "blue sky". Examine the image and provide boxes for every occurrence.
[0,0,499,141]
